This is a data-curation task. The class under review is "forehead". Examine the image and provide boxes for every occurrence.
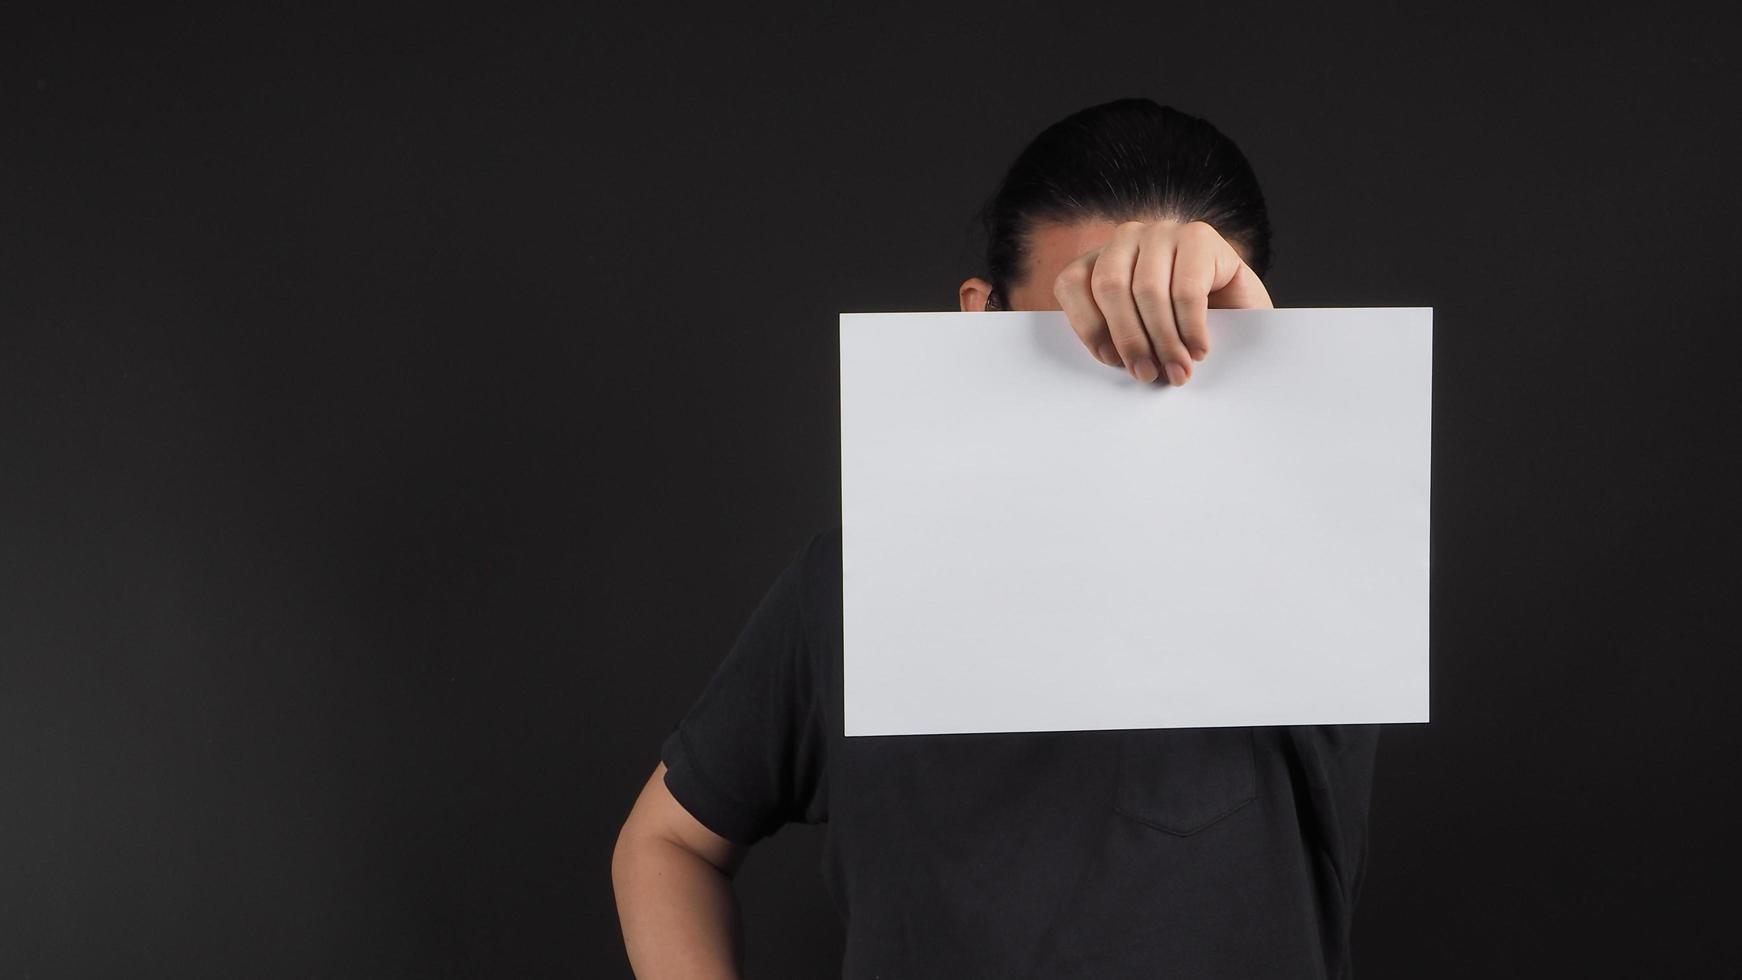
[1022,218,1134,280]
[1018,216,1249,285]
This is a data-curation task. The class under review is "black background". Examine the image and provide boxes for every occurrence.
[5,4,1739,978]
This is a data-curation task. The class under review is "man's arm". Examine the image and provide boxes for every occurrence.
[612,762,750,979]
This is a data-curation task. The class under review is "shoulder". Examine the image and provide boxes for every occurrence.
[795,523,842,591]
[797,522,843,632]
[811,522,842,567]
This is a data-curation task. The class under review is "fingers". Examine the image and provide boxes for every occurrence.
[1091,222,1160,383]
[1055,218,1273,385]
[1053,251,1121,369]
[1169,222,1219,364]
[1132,224,1191,385]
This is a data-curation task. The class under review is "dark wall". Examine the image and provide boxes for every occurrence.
[4,4,1737,977]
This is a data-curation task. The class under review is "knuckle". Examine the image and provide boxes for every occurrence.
[1131,276,1168,303]
[1170,276,1207,301]
[1183,219,1220,241]
[1143,220,1177,241]
[1091,270,1129,298]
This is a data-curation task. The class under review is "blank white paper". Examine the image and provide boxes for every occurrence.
[839,308,1432,736]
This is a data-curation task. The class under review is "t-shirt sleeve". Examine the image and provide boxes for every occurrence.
[658,531,830,846]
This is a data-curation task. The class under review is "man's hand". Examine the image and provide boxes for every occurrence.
[1052,219,1273,386]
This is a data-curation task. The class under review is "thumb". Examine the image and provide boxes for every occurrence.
[1207,249,1273,310]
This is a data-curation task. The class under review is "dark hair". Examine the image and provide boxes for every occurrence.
[975,98,1272,310]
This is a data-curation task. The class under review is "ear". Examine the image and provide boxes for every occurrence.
[959,276,995,312]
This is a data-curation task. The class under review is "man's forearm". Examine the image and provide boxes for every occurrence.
[612,832,744,979]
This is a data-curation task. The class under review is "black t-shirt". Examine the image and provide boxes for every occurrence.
[660,524,1381,979]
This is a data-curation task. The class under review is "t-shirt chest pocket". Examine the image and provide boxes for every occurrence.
[1112,727,1258,836]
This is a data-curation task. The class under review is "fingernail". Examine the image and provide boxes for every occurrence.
[1098,343,1121,367]
[1189,346,1207,362]
[1165,362,1187,386]
[1130,357,1159,383]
